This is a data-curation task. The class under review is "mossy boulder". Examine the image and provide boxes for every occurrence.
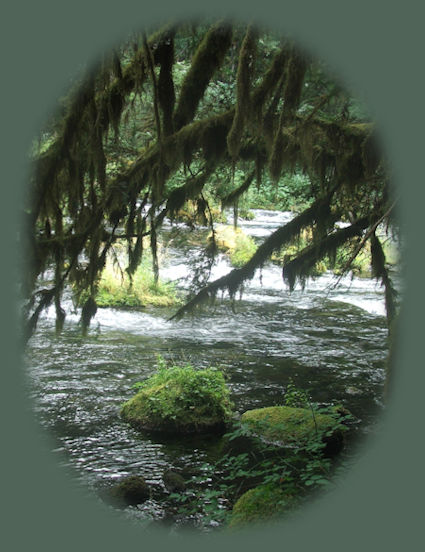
[228,485,295,530]
[121,364,234,434]
[240,405,346,453]
[107,475,150,508]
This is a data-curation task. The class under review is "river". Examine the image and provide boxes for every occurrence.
[24,209,392,531]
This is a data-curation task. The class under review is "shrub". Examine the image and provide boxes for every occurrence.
[164,383,353,529]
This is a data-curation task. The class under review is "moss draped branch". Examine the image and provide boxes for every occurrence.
[170,191,336,320]
[23,21,394,339]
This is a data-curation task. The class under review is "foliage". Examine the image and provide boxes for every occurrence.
[121,357,234,433]
[212,225,258,268]
[75,255,181,309]
[243,171,314,212]
[166,382,353,529]
[281,378,311,407]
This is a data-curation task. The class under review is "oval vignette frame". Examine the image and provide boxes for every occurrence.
[2,1,423,551]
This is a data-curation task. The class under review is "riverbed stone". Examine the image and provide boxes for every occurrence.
[108,475,150,507]
[162,469,186,492]
[240,405,346,454]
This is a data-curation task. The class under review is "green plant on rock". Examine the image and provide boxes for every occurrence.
[121,358,234,433]
[284,378,311,408]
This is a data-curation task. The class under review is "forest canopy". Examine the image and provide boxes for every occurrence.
[22,19,398,342]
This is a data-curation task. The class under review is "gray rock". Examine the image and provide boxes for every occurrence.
[162,469,186,492]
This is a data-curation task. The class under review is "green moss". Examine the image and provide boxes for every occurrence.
[76,257,181,309]
[240,405,343,446]
[121,362,234,434]
[211,225,257,268]
[228,485,294,529]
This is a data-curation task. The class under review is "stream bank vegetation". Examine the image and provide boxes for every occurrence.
[23,17,401,532]
[74,254,182,309]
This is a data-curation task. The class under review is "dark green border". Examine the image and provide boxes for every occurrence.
[2,1,423,550]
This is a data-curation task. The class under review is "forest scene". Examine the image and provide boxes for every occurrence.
[21,18,402,534]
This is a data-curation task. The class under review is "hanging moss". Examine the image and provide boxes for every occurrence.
[282,213,373,291]
[370,232,397,326]
[221,170,256,208]
[251,46,289,121]
[25,21,392,341]
[281,50,307,119]
[261,76,285,149]
[173,22,233,130]
[29,25,173,231]
[227,25,257,159]
[157,32,176,136]
[269,128,286,183]
[81,296,98,335]
[108,86,125,138]
[361,129,381,177]
[162,162,217,221]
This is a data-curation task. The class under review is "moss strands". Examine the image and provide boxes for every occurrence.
[172,21,233,131]
[24,20,395,338]
[227,25,257,159]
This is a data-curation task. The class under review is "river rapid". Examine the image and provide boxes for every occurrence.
[25,209,391,531]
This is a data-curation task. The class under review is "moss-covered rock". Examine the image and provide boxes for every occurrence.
[228,485,294,529]
[107,475,150,507]
[240,405,345,452]
[121,364,233,434]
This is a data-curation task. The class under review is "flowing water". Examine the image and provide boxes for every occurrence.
[25,209,392,530]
